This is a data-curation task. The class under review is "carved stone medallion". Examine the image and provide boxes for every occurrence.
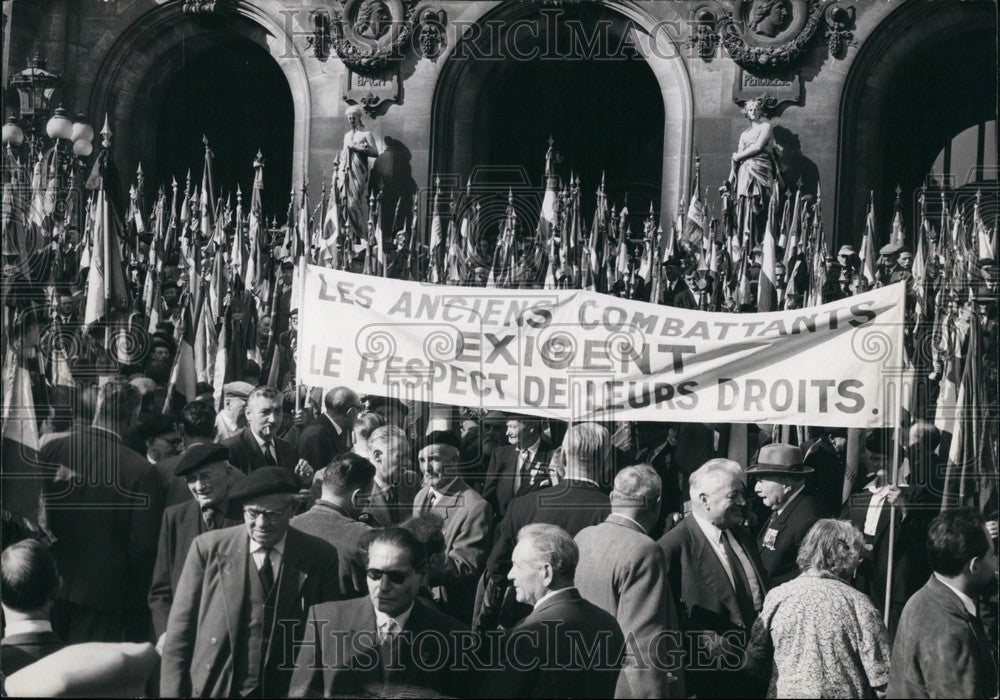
[331,0,419,74]
[718,0,825,70]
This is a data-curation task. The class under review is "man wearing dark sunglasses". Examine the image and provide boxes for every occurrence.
[289,528,471,698]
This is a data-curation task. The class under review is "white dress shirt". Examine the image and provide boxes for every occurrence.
[934,573,978,617]
[375,602,414,643]
[863,484,892,537]
[692,512,764,610]
[249,535,286,578]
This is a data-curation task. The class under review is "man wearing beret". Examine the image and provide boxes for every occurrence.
[149,444,243,641]
[748,444,822,586]
[137,414,184,466]
[160,468,339,698]
[412,430,493,624]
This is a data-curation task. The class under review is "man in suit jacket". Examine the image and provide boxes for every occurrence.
[576,466,684,699]
[160,468,340,698]
[291,453,373,598]
[296,386,361,471]
[289,527,472,698]
[482,414,556,519]
[364,426,420,527]
[657,458,769,699]
[1,539,65,675]
[479,423,613,630]
[800,428,848,517]
[42,380,164,644]
[491,523,625,699]
[748,444,822,586]
[149,443,243,639]
[222,386,314,485]
[412,431,493,624]
[842,429,929,636]
[658,256,698,309]
[888,509,998,698]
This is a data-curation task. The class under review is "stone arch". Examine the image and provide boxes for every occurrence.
[428,0,693,223]
[835,0,996,243]
[86,2,311,194]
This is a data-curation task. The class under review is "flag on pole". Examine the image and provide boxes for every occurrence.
[164,295,198,414]
[757,189,779,312]
[859,192,878,289]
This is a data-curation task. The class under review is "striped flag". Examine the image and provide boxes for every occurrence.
[757,189,779,312]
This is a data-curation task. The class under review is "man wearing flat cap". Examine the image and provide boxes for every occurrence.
[749,444,822,586]
[161,467,339,698]
[215,381,253,442]
[149,444,243,641]
[412,430,493,624]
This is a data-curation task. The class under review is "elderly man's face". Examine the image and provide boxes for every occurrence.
[700,473,746,528]
[58,297,75,316]
[897,252,913,270]
[418,444,456,490]
[151,346,171,363]
[367,542,423,618]
[506,420,539,451]
[243,493,295,547]
[246,395,282,440]
[754,477,795,510]
[185,461,233,508]
[508,539,549,606]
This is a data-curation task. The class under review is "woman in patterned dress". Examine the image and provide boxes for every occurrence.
[745,519,892,698]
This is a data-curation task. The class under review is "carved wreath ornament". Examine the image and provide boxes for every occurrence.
[327,0,420,73]
[717,0,825,70]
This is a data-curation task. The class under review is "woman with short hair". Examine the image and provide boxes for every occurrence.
[745,518,892,698]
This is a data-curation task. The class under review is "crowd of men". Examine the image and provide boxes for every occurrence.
[1,376,997,698]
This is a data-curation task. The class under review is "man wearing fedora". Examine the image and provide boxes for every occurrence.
[748,444,823,586]
[160,467,339,698]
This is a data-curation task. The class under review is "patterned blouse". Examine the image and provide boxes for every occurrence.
[745,573,891,698]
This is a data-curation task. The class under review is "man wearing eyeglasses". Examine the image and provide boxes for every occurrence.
[161,467,339,698]
[289,528,470,698]
[149,443,242,642]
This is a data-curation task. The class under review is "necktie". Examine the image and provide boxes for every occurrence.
[380,617,400,644]
[421,490,437,514]
[384,485,397,504]
[721,530,757,628]
[202,506,218,531]
[262,442,277,466]
[258,548,275,594]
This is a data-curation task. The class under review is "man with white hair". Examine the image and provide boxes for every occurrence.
[575,465,684,699]
[657,458,768,699]
[364,426,420,527]
[478,423,613,630]
[492,523,625,699]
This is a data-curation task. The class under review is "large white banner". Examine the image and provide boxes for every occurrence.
[296,264,905,427]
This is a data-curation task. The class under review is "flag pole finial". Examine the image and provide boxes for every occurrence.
[100,114,112,148]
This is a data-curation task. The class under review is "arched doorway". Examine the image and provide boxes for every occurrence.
[835,0,997,243]
[87,3,311,220]
[431,1,690,235]
[154,37,294,217]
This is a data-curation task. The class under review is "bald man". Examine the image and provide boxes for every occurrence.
[297,387,362,471]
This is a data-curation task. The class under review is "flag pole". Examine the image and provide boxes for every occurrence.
[294,255,307,416]
[883,426,900,628]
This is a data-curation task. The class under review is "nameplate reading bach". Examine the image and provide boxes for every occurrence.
[296,265,905,427]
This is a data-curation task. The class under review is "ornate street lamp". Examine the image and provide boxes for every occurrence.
[7,53,61,137]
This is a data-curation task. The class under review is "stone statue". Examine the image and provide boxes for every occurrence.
[750,0,792,38]
[731,97,780,213]
[339,105,379,242]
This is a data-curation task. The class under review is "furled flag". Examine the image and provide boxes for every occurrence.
[164,294,198,414]
[859,192,878,289]
[757,189,778,312]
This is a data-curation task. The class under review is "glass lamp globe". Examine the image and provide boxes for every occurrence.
[70,115,94,144]
[73,139,93,157]
[46,107,73,140]
[1,118,25,146]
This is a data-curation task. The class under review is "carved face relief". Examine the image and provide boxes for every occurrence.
[354,0,392,40]
[751,0,792,38]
